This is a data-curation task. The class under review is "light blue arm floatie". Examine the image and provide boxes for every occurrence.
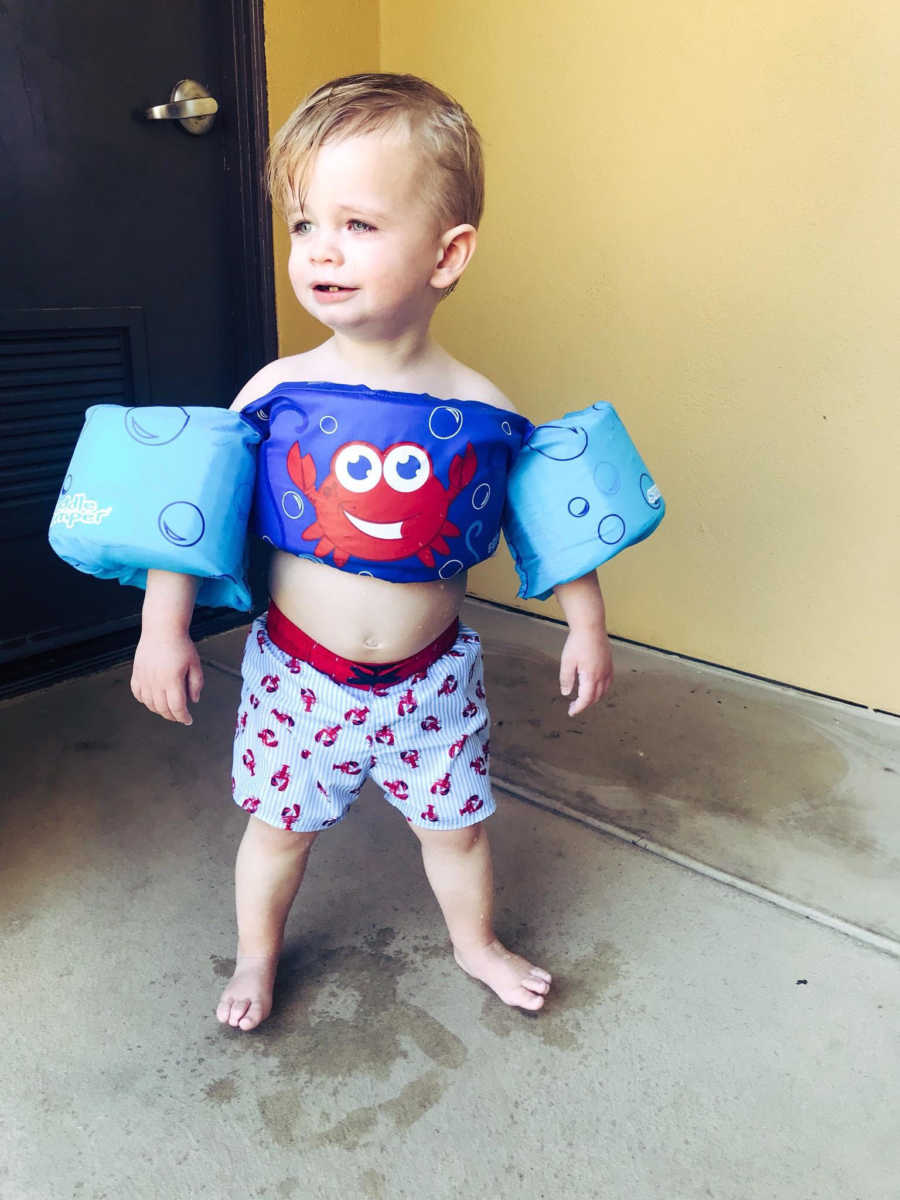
[48,405,261,610]
[502,402,665,600]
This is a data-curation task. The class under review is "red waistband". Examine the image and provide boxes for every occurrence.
[266,603,459,690]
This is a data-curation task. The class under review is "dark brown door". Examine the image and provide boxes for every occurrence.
[0,0,273,682]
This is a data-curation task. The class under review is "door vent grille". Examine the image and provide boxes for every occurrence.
[0,326,134,513]
[0,308,148,538]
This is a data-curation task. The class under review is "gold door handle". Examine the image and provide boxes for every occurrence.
[145,80,218,135]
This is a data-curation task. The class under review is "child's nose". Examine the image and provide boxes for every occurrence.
[309,230,343,266]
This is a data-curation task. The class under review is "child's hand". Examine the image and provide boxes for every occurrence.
[131,630,204,726]
[559,626,614,717]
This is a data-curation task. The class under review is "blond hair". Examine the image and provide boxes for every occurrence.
[267,73,484,231]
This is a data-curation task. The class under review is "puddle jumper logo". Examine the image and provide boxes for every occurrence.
[51,493,113,529]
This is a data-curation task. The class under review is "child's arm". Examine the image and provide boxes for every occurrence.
[131,568,203,726]
[553,571,614,717]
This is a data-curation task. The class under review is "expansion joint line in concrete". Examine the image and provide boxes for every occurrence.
[492,776,900,962]
[203,658,243,680]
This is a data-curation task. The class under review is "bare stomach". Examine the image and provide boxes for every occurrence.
[268,551,468,662]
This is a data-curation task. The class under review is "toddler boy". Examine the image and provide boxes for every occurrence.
[131,73,613,1030]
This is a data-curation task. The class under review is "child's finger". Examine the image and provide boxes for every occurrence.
[165,683,193,726]
[568,671,599,716]
[559,662,576,697]
[188,660,204,703]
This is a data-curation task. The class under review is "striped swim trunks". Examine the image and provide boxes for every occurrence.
[231,608,494,832]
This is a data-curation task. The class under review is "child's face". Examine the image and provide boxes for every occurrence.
[287,127,448,338]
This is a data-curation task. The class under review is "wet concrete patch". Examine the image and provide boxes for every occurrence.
[468,600,900,943]
[214,928,468,1151]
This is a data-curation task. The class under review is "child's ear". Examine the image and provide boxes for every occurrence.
[431,224,477,291]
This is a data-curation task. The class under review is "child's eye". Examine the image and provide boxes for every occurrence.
[291,220,313,235]
[348,220,375,233]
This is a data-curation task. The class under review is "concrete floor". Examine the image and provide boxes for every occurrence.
[3,599,899,1200]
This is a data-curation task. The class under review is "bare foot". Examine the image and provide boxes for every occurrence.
[453,938,552,1011]
[215,953,279,1031]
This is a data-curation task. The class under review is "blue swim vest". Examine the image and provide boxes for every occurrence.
[46,387,665,611]
[241,382,533,584]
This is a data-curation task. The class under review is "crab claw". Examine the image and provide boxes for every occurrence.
[447,443,477,497]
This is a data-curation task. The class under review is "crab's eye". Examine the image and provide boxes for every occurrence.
[383,444,432,493]
[334,443,382,493]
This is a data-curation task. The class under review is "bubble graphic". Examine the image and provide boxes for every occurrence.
[428,406,464,440]
[283,407,309,437]
[598,514,626,546]
[568,496,590,517]
[158,502,205,547]
[261,535,274,546]
[319,415,338,434]
[281,491,305,519]
[439,559,465,579]
[593,461,621,495]
[529,423,588,461]
[125,407,190,446]
[501,421,512,436]
[358,570,374,578]
[61,473,72,496]
[472,483,491,510]
[465,521,484,559]
[641,474,662,509]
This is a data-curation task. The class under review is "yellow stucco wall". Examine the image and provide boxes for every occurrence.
[264,1,900,712]
[263,0,380,356]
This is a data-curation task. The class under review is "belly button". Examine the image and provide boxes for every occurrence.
[363,636,380,650]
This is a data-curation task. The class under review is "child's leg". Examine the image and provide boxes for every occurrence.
[216,815,318,1031]
[409,821,552,1011]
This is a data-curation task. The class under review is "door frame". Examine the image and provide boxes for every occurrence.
[0,0,277,699]
[223,0,278,383]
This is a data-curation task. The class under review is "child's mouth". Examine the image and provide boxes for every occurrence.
[314,285,354,293]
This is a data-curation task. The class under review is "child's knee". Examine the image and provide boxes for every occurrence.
[413,821,486,854]
[246,814,318,854]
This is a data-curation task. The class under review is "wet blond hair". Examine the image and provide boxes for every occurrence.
[267,73,484,231]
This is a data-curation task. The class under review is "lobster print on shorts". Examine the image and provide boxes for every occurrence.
[231,615,494,832]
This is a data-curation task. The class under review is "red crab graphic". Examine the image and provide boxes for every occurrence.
[286,438,478,568]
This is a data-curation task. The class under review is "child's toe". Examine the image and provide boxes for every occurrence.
[238,1002,266,1031]
[517,988,545,1010]
[522,974,550,995]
